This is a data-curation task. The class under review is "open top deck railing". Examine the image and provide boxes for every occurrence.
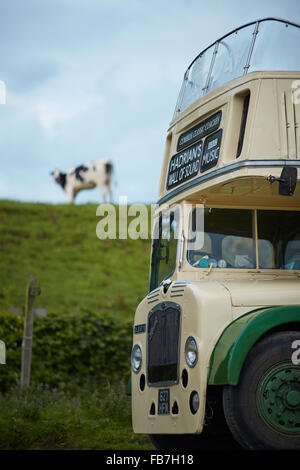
[174,18,300,118]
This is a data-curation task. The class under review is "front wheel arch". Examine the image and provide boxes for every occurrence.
[222,330,300,450]
[208,306,300,386]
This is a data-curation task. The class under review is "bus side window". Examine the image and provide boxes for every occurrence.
[284,233,300,270]
[257,239,274,268]
[236,92,250,158]
[257,210,300,270]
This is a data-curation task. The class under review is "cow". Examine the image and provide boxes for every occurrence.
[51,159,113,203]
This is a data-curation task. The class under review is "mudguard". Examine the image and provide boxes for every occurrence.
[208,305,300,385]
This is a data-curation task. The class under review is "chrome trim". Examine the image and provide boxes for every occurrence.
[188,18,300,72]
[147,292,160,299]
[179,230,185,271]
[244,21,260,74]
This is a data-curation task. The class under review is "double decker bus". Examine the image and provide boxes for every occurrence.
[131,18,300,450]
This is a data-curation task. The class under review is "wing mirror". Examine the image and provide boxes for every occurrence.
[268,167,297,196]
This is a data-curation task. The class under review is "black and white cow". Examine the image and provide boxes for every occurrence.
[51,159,113,203]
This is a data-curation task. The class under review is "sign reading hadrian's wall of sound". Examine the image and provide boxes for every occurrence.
[167,141,203,190]
[166,111,222,191]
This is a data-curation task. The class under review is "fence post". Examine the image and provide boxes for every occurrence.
[0,340,5,365]
[20,276,41,388]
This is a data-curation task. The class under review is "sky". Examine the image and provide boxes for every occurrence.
[0,0,300,204]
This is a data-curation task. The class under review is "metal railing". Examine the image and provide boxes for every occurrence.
[174,17,300,118]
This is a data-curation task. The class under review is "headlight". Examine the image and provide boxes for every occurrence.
[190,391,200,414]
[185,336,198,368]
[131,344,142,373]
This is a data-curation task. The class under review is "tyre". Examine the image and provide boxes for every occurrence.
[223,330,300,450]
[149,420,241,450]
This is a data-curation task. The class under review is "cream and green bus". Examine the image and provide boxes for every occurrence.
[131,18,300,450]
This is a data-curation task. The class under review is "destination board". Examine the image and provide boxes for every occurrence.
[166,141,202,190]
[200,129,223,173]
[177,110,222,152]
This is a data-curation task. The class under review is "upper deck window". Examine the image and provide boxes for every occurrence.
[174,18,300,118]
[250,21,300,72]
[207,24,254,93]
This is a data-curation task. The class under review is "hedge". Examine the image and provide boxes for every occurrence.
[0,311,132,391]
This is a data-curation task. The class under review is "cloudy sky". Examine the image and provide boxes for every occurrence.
[0,0,300,204]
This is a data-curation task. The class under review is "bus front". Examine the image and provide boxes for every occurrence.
[131,18,300,450]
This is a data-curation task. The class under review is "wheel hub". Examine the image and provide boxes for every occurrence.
[257,362,300,435]
[285,390,300,408]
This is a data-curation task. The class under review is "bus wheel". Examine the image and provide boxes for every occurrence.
[223,330,300,450]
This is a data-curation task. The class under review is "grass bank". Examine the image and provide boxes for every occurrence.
[0,200,153,449]
[0,383,153,450]
[0,200,151,321]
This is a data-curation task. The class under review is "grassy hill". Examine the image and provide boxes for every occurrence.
[0,199,154,449]
[0,200,151,321]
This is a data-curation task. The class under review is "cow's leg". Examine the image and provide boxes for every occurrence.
[69,193,75,204]
[102,187,107,203]
[66,187,75,204]
[107,183,113,203]
[98,184,107,203]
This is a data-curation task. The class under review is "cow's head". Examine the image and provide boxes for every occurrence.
[50,169,66,189]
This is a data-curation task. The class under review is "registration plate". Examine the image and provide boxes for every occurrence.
[158,389,170,415]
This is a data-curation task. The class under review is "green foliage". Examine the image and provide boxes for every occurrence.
[0,311,132,391]
[0,200,153,448]
[0,384,153,450]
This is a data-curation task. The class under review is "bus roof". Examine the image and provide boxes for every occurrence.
[174,18,300,118]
